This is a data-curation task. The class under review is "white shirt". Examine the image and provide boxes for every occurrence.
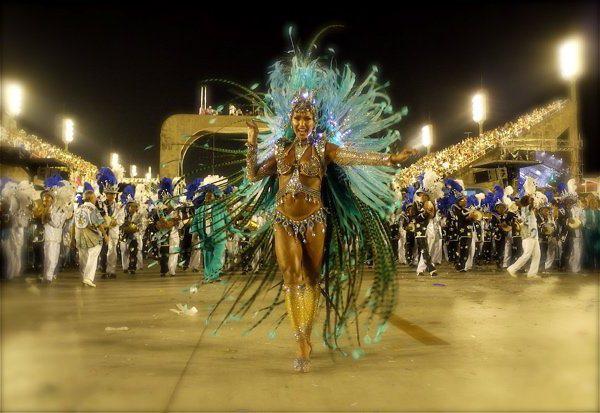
[44,205,68,243]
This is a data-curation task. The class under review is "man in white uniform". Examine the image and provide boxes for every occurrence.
[75,190,106,287]
[41,190,69,283]
[507,196,541,278]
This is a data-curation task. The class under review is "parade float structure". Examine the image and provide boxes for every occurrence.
[159,115,269,179]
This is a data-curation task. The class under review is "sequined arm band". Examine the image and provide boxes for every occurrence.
[332,147,392,166]
[246,144,274,182]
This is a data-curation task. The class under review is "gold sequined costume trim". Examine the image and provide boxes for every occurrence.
[274,208,326,242]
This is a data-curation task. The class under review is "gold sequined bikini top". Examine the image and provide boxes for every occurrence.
[275,138,326,204]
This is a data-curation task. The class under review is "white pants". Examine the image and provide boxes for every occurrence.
[43,241,61,281]
[3,228,25,279]
[544,238,557,270]
[106,237,119,274]
[189,233,203,271]
[417,229,436,273]
[466,233,477,270]
[397,229,407,264]
[508,237,540,276]
[168,233,180,275]
[568,237,583,273]
[503,235,513,268]
[80,244,102,282]
[120,235,144,270]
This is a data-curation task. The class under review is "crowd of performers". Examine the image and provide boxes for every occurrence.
[0,168,268,287]
[2,168,599,287]
[390,174,600,278]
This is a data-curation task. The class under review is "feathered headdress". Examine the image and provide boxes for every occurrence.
[83,182,95,194]
[42,173,64,198]
[158,177,173,200]
[96,167,119,194]
[417,170,444,200]
[16,181,38,204]
[55,180,76,208]
[120,185,136,204]
[444,178,463,194]
[185,178,204,201]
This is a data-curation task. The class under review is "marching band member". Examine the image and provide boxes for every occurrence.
[507,195,541,278]
[41,175,72,283]
[537,193,557,272]
[558,179,585,273]
[120,185,143,275]
[154,178,182,277]
[96,167,124,279]
[452,194,473,272]
[414,171,443,276]
[75,188,107,288]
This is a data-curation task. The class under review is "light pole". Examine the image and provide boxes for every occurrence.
[472,91,487,136]
[559,36,583,179]
[130,165,137,178]
[3,82,23,130]
[421,124,433,154]
[62,118,74,151]
[145,166,152,181]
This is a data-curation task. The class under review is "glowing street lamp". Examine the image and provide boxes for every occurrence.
[472,91,487,136]
[110,153,119,169]
[558,36,583,179]
[5,83,23,117]
[62,118,74,151]
[130,164,137,178]
[145,166,152,181]
[421,124,433,154]
[559,37,582,81]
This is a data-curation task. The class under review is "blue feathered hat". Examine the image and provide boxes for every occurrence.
[466,194,478,208]
[96,167,119,194]
[198,183,222,197]
[444,178,463,193]
[44,173,64,190]
[120,185,136,204]
[42,173,64,198]
[545,190,556,204]
[158,177,173,200]
[185,178,204,201]
[75,194,83,205]
[83,182,95,194]
[224,185,235,195]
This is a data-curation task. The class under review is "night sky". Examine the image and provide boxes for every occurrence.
[2,2,598,174]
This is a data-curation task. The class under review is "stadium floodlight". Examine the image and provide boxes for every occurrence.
[421,124,433,154]
[5,83,23,117]
[62,118,75,151]
[472,92,487,135]
[111,153,119,168]
[559,37,582,81]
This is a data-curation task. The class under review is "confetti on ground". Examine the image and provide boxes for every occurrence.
[170,304,198,316]
[147,260,158,268]
[105,326,129,331]
[433,283,446,287]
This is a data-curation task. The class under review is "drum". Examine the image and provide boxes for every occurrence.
[469,210,483,221]
[541,222,556,236]
[567,218,582,230]
[122,222,138,235]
